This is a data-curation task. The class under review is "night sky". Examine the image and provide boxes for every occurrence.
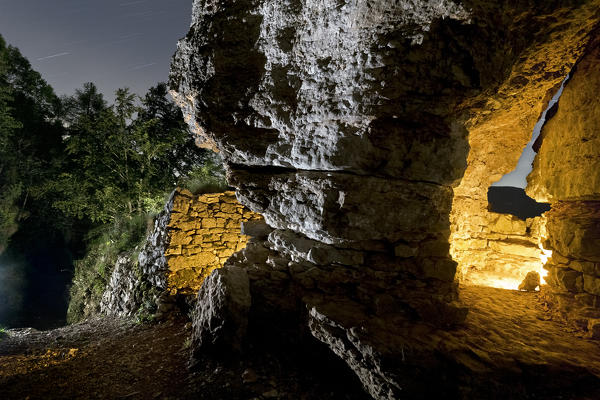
[0,0,193,102]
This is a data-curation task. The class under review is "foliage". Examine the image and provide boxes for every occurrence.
[179,153,228,195]
[0,35,62,251]
[45,82,210,223]
[0,36,226,325]
[67,214,151,323]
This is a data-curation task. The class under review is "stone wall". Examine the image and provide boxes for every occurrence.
[527,36,600,338]
[451,210,545,290]
[165,190,263,296]
[101,190,262,318]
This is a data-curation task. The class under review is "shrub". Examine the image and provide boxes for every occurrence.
[66,213,152,323]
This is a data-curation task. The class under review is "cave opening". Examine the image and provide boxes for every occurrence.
[451,75,570,292]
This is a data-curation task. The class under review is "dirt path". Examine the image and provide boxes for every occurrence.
[0,318,192,399]
[2,287,600,399]
[0,316,368,400]
[455,285,600,376]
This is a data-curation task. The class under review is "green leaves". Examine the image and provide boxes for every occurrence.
[49,82,213,223]
[0,34,224,256]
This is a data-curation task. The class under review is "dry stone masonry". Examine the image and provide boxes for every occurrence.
[101,190,262,318]
[451,211,546,290]
[165,190,263,295]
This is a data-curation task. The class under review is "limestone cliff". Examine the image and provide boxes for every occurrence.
[170,1,600,398]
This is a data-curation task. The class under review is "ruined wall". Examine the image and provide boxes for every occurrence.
[165,190,263,295]
[170,1,600,397]
[451,212,545,289]
[527,36,600,338]
[101,190,262,317]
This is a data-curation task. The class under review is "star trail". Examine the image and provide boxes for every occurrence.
[0,0,192,102]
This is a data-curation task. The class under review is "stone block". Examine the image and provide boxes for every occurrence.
[488,240,540,258]
[451,239,487,251]
[202,233,222,242]
[220,202,238,214]
[568,260,597,275]
[551,251,570,264]
[584,274,600,296]
[191,266,251,355]
[169,230,193,245]
[200,194,220,204]
[394,244,417,258]
[555,269,583,293]
[202,218,217,228]
[421,258,457,282]
[420,240,450,257]
[221,232,241,242]
[492,214,527,235]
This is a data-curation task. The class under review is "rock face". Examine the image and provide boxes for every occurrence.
[170,0,600,397]
[101,192,175,318]
[526,37,600,335]
[191,265,251,356]
[451,211,546,290]
[528,37,600,203]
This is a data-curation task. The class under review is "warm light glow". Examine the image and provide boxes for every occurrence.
[460,242,551,292]
[538,242,552,285]
[487,277,524,291]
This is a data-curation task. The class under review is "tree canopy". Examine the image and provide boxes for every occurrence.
[0,34,222,250]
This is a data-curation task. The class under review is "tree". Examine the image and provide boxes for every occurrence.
[49,83,209,222]
[0,35,66,251]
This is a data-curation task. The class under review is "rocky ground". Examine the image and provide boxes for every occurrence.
[2,285,600,400]
[0,316,368,400]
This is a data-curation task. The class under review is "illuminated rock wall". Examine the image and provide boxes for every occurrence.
[451,211,545,289]
[165,190,263,296]
[449,4,599,294]
[170,0,600,396]
[527,36,600,338]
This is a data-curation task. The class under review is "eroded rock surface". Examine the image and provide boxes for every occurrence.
[526,35,600,337]
[191,265,251,356]
[101,190,261,319]
[170,0,600,397]
[101,192,175,318]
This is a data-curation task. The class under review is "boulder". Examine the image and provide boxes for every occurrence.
[191,266,251,356]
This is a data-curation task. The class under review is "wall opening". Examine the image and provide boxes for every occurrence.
[451,75,569,292]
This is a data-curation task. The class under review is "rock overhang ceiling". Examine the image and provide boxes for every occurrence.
[169,1,600,397]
